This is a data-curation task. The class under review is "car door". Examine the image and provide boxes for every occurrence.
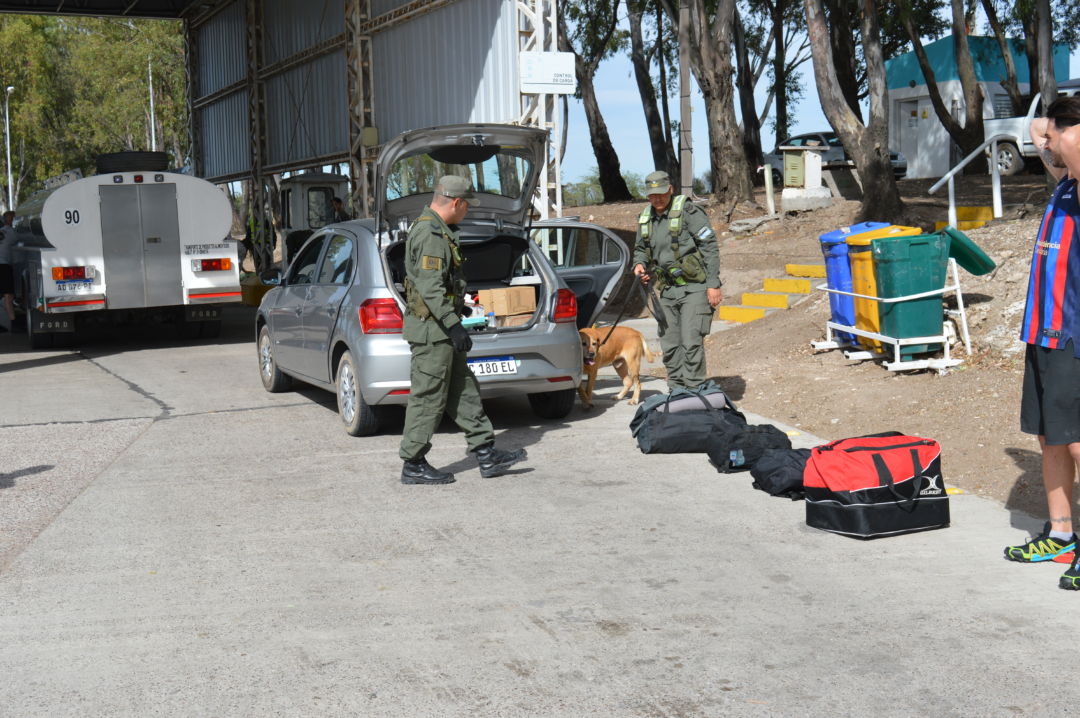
[533,221,629,329]
[268,233,327,373]
[297,232,356,383]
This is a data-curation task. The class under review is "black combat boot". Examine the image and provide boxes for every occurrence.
[472,443,528,478]
[400,457,455,485]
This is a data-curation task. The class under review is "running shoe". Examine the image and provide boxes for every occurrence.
[1004,522,1077,563]
[1060,552,1080,590]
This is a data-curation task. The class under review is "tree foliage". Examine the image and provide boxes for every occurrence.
[0,16,187,210]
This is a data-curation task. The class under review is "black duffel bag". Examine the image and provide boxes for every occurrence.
[707,424,793,473]
[749,447,812,499]
[630,383,746,454]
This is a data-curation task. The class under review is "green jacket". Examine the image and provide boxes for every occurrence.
[402,206,467,344]
[632,199,722,298]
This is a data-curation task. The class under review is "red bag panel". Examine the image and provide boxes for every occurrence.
[803,435,941,493]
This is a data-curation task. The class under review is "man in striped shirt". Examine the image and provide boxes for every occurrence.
[1005,96,1080,590]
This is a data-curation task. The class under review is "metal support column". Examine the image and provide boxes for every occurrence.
[346,0,376,218]
[183,19,199,176]
[517,0,561,219]
[246,0,270,270]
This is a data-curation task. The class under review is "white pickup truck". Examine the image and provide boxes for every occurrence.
[985,78,1080,175]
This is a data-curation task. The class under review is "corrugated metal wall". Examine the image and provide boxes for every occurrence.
[372,0,518,139]
[192,0,520,182]
[262,0,344,65]
[264,50,349,169]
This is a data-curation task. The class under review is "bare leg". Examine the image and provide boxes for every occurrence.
[1040,436,1079,534]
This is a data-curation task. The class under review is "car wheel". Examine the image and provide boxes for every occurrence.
[258,325,292,392]
[528,387,576,420]
[771,168,782,186]
[336,350,381,436]
[996,142,1024,176]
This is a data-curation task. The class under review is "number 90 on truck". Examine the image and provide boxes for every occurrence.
[11,154,241,348]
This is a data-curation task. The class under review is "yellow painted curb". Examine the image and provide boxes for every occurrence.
[742,292,789,309]
[763,277,811,294]
[717,305,767,323]
[956,205,994,221]
[785,263,826,278]
[935,220,987,232]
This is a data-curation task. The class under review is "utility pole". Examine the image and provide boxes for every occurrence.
[148,57,157,151]
[5,86,13,211]
[678,2,692,196]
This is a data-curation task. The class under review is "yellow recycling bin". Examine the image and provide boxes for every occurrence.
[845,225,922,350]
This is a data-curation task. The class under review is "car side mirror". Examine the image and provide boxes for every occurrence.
[260,267,282,285]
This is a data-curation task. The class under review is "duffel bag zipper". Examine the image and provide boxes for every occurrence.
[840,441,935,452]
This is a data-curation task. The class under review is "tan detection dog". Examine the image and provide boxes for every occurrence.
[578,326,657,408]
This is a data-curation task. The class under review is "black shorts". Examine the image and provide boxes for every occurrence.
[0,263,12,294]
[1021,341,1080,444]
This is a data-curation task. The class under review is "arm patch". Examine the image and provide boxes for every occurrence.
[421,255,444,271]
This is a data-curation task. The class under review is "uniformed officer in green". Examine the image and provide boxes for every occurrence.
[399,175,528,485]
[631,170,723,390]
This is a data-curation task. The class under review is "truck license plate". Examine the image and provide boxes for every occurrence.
[55,280,92,293]
[468,356,518,377]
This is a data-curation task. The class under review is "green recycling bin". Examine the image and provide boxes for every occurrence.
[871,232,951,357]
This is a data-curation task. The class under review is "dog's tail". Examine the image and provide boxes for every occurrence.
[640,333,658,362]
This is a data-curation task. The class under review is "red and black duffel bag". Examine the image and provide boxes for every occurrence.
[803,432,949,539]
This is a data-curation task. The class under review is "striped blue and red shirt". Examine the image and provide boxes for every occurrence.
[1021,176,1080,355]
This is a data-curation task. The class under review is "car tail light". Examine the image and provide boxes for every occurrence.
[552,288,577,323]
[191,258,233,272]
[359,297,403,334]
[52,265,95,280]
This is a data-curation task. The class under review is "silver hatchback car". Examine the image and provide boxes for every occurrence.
[256,124,629,435]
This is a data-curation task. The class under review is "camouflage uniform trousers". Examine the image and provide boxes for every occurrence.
[657,288,712,390]
[399,338,495,461]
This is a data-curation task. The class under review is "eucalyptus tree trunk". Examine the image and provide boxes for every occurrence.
[981,0,1023,115]
[803,0,902,222]
[1036,0,1056,101]
[899,0,986,173]
[734,7,764,177]
[628,2,678,178]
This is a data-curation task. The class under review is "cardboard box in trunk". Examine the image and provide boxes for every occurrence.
[497,313,532,328]
[477,287,536,317]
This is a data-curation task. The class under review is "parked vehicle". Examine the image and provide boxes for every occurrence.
[763,131,907,181]
[255,124,629,435]
[11,153,240,348]
[984,79,1080,176]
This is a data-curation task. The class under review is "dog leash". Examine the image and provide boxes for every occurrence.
[598,276,665,348]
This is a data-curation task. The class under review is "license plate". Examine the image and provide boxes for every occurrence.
[55,280,92,293]
[468,356,518,376]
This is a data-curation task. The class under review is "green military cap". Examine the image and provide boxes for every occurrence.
[436,175,477,205]
[644,170,672,196]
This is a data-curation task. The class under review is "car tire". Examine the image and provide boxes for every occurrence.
[771,168,782,186]
[528,387,576,420]
[258,325,292,393]
[996,142,1024,176]
[336,350,381,436]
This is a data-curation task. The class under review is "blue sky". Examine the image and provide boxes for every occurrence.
[560,42,1080,185]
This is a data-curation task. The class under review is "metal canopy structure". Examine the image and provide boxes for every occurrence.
[0,0,563,235]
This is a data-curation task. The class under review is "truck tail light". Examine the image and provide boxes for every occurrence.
[191,258,233,272]
[52,265,95,280]
[552,288,577,324]
[359,297,403,334]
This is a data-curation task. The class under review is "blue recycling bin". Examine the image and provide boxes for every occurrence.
[819,222,889,344]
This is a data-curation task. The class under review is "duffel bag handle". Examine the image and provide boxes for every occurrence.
[870,449,923,513]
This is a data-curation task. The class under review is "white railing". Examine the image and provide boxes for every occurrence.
[928,133,1013,229]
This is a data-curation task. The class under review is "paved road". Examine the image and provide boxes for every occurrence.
[0,307,1075,716]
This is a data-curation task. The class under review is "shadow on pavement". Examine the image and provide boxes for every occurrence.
[0,464,53,490]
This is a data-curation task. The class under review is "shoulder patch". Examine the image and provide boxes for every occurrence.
[421,255,443,271]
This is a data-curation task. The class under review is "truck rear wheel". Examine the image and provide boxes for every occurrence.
[995,142,1024,176]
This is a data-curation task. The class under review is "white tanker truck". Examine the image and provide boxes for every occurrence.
[11,152,241,348]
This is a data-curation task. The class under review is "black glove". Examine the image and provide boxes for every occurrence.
[448,322,473,353]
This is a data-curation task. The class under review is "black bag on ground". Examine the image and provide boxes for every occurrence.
[630,382,746,454]
[803,433,949,539]
[706,424,792,473]
[749,448,811,499]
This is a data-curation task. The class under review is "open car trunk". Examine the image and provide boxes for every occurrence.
[384,230,547,332]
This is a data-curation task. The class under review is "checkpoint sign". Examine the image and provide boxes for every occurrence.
[520,52,577,94]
